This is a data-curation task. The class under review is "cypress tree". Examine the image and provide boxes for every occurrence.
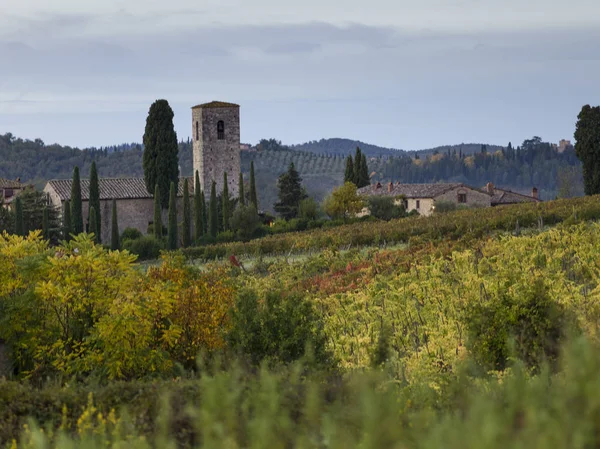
[110,199,120,250]
[353,147,362,185]
[238,172,245,206]
[201,190,207,236]
[70,166,83,235]
[153,184,162,240]
[42,207,49,240]
[88,161,101,242]
[358,153,370,188]
[209,181,218,238]
[14,196,24,236]
[63,200,72,241]
[182,178,191,248]
[575,105,600,195]
[249,161,258,209]
[167,181,178,250]
[344,155,355,184]
[88,206,97,243]
[194,171,203,243]
[142,99,179,208]
[222,172,230,231]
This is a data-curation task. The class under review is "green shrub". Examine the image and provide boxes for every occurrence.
[120,227,143,241]
[122,236,164,261]
[367,196,405,220]
[230,204,260,241]
[464,278,578,373]
[227,289,332,367]
[216,230,236,243]
[298,197,320,221]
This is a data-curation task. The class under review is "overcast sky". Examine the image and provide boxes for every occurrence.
[1,0,599,150]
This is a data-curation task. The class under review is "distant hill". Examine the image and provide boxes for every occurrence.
[414,143,505,157]
[289,138,403,157]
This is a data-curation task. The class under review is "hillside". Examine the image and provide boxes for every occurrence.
[289,137,403,157]
[0,133,583,212]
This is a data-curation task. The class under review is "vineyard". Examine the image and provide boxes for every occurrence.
[182,194,600,261]
[4,196,600,447]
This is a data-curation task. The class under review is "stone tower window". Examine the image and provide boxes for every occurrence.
[196,121,199,141]
[217,121,225,140]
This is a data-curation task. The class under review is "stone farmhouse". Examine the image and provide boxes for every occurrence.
[358,181,539,217]
[44,177,192,243]
[0,177,30,209]
[44,101,241,241]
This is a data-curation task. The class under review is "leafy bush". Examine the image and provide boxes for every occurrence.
[216,230,236,243]
[367,196,405,220]
[298,197,320,221]
[464,278,578,373]
[230,204,260,241]
[227,289,332,367]
[122,235,163,260]
[120,227,143,241]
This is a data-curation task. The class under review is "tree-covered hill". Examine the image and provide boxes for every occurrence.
[0,133,583,212]
[288,137,403,157]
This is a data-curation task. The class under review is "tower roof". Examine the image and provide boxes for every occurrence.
[192,101,240,109]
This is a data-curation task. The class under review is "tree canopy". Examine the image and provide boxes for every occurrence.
[574,105,600,195]
[142,100,179,208]
[274,163,307,220]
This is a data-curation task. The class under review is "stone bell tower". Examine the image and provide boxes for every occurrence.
[192,101,240,197]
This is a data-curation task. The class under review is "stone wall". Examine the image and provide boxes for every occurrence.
[192,106,241,198]
[434,186,491,211]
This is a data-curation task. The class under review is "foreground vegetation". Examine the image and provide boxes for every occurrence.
[4,196,600,447]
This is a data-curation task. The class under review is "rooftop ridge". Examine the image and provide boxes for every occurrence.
[191,101,240,109]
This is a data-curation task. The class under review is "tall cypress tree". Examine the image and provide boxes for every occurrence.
[88,206,97,243]
[153,184,162,240]
[70,166,83,235]
[42,207,49,240]
[14,196,24,236]
[209,181,218,238]
[353,147,362,185]
[194,171,203,243]
[182,178,191,248]
[222,172,230,231]
[249,161,258,209]
[344,155,355,184]
[201,190,207,236]
[238,172,245,206]
[88,161,101,242]
[575,105,600,195]
[110,199,120,250]
[358,153,370,188]
[142,99,179,208]
[167,181,178,250]
[63,200,71,241]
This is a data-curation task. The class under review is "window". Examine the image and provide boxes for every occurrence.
[458,192,467,203]
[416,200,420,209]
[4,188,13,198]
[217,121,225,140]
[195,121,199,141]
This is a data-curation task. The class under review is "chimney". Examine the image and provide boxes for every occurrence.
[387,182,393,193]
[15,177,20,183]
[532,187,538,200]
[373,182,382,191]
[486,182,494,195]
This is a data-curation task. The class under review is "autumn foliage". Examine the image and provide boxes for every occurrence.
[0,232,234,380]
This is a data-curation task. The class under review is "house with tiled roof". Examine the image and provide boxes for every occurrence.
[44,177,192,243]
[483,183,540,206]
[0,177,30,208]
[358,182,492,216]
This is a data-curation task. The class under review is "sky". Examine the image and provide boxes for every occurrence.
[0,0,599,151]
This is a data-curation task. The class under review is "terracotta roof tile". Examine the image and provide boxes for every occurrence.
[489,188,540,205]
[0,178,26,189]
[46,177,192,201]
[358,182,488,199]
